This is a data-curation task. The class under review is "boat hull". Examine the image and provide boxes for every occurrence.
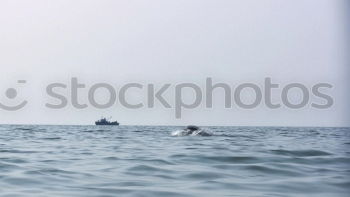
[95,122,119,126]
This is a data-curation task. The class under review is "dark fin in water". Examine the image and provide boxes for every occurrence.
[186,125,199,131]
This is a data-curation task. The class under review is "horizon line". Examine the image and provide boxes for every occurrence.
[0,123,349,128]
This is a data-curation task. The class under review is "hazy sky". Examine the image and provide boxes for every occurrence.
[0,0,349,126]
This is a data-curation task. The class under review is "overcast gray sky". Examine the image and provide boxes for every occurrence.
[0,0,349,126]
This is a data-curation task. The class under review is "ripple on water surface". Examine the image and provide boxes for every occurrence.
[0,125,349,197]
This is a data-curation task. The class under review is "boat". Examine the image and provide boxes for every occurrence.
[95,117,119,126]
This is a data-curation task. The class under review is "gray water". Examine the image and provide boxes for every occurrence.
[0,125,349,197]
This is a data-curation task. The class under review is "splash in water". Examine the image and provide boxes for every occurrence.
[171,125,212,136]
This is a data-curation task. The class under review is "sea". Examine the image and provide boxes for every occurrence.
[0,125,349,197]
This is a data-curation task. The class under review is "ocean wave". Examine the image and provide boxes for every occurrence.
[0,125,349,197]
[270,149,332,157]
